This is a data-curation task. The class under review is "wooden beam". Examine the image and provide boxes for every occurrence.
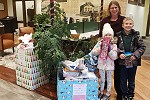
[100,0,104,21]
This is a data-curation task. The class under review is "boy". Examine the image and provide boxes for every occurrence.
[117,17,146,100]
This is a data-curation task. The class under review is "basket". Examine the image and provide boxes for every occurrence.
[70,34,80,39]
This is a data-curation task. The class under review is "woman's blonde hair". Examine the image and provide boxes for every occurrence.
[107,0,121,16]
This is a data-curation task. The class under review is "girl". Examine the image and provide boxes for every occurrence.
[92,23,118,100]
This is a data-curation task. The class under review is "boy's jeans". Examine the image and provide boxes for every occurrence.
[120,65,137,97]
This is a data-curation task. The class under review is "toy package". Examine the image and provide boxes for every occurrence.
[124,52,133,68]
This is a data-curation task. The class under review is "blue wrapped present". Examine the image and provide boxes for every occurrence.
[84,52,98,72]
[57,72,98,100]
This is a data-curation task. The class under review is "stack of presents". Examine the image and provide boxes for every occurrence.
[15,33,49,90]
[57,53,99,100]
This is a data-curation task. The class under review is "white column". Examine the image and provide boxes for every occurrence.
[35,0,42,14]
[141,0,150,37]
[7,0,13,16]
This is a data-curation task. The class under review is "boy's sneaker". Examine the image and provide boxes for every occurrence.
[122,96,128,100]
[128,96,134,100]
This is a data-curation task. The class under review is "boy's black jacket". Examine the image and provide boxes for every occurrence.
[116,29,146,66]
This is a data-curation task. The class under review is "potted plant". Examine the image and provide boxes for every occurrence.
[33,2,69,81]
[33,2,97,83]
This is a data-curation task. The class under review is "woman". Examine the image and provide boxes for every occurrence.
[99,1,125,100]
[99,1,125,37]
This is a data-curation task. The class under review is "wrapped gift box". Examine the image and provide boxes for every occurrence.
[57,71,98,100]
[15,48,49,90]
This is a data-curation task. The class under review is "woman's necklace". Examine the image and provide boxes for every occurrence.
[110,16,118,21]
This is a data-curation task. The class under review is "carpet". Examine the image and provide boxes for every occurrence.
[0,34,20,70]
[0,48,16,70]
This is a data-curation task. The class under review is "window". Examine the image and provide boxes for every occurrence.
[128,0,145,7]
[0,3,4,10]
[138,0,145,7]
[128,0,138,5]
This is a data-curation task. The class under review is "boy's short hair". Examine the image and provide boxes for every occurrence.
[123,17,134,24]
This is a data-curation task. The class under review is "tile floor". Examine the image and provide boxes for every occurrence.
[0,79,51,100]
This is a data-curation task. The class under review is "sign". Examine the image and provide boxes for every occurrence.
[73,84,87,100]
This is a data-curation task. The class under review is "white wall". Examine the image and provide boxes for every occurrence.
[16,1,23,21]
[126,4,145,35]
